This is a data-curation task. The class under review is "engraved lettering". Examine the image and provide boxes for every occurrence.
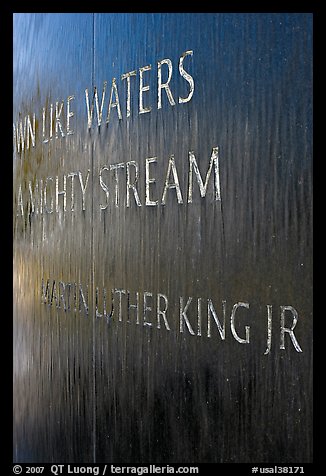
[280,306,303,352]
[139,65,152,114]
[145,157,158,206]
[230,302,250,344]
[121,70,137,117]
[78,170,90,211]
[126,161,142,207]
[110,163,125,207]
[55,175,67,213]
[17,184,24,217]
[66,95,75,135]
[41,278,50,303]
[73,283,77,312]
[95,286,106,319]
[44,177,54,214]
[79,284,89,316]
[39,278,304,355]
[178,50,194,103]
[207,299,226,339]
[28,181,37,215]
[106,78,122,123]
[85,82,107,128]
[157,58,175,109]
[157,293,170,330]
[55,101,65,138]
[188,147,221,202]
[143,291,153,327]
[114,289,126,322]
[179,297,195,335]
[264,305,273,355]
[50,103,53,139]
[67,172,79,212]
[99,166,110,210]
[13,117,26,152]
[66,283,72,311]
[51,280,59,307]
[161,155,183,205]
[197,297,202,336]
[127,291,140,324]
[59,281,66,311]
[13,113,35,152]
[106,289,115,323]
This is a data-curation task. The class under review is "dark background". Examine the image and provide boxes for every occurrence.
[13,13,312,463]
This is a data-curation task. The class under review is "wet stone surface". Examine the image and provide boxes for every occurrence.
[13,13,312,463]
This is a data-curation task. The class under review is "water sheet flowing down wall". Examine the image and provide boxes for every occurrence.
[13,13,313,463]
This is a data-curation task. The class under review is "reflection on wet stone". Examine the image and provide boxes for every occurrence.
[13,13,312,463]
